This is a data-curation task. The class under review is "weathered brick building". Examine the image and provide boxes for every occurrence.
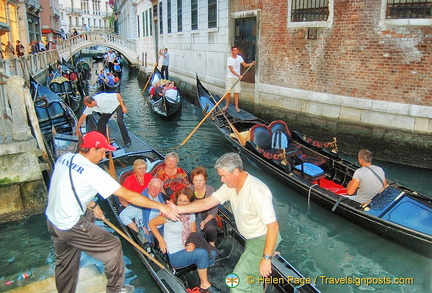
[231,0,432,166]
[135,0,431,166]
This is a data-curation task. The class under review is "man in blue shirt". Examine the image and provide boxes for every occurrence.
[159,48,170,79]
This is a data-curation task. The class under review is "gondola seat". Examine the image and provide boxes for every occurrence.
[248,123,301,161]
[47,102,71,133]
[293,162,325,181]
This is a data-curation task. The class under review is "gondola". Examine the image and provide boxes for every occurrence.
[48,71,82,114]
[92,53,105,62]
[97,81,121,93]
[92,120,320,293]
[29,76,78,158]
[195,75,432,257]
[147,68,181,117]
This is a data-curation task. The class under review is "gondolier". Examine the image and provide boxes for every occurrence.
[45,131,178,293]
[76,92,132,148]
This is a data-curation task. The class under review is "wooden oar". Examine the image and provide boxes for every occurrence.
[175,64,255,149]
[102,217,166,270]
[141,64,158,94]
[103,129,168,271]
[106,125,117,180]
[208,91,246,146]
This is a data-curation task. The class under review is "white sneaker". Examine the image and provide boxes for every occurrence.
[118,284,134,293]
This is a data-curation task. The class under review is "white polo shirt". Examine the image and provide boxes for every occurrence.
[83,92,119,115]
[45,153,120,230]
[212,173,277,239]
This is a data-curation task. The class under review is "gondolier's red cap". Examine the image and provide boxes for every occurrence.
[81,131,116,151]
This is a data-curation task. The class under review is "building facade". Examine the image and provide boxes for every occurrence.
[58,0,113,37]
[129,0,431,166]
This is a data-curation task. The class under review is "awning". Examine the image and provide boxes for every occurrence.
[0,22,10,31]
[42,29,51,34]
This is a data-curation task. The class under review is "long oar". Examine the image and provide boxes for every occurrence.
[103,133,167,271]
[175,64,255,148]
[106,125,117,180]
[141,64,158,94]
[102,217,166,270]
[208,91,246,146]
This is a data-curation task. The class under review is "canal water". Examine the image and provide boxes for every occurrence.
[1,66,431,293]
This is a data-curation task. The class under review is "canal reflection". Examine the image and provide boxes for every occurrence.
[0,66,430,293]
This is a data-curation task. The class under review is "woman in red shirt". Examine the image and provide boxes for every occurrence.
[120,159,153,206]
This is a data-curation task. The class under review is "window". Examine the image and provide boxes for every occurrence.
[386,0,432,19]
[149,8,153,36]
[291,0,329,22]
[208,0,217,28]
[177,0,182,32]
[159,2,163,34]
[137,15,140,37]
[167,0,172,33]
[191,0,198,30]
[143,11,147,37]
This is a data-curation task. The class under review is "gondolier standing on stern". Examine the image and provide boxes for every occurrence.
[46,131,179,293]
[159,47,169,79]
[75,92,132,148]
[224,46,256,113]
[169,153,281,292]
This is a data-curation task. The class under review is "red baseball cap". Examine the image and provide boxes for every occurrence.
[81,131,116,151]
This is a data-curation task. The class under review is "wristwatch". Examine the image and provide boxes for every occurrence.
[263,254,272,260]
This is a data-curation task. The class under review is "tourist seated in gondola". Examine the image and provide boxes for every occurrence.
[106,72,115,87]
[189,167,218,247]
[164,81,177,92]
[113,72,120,84]
[346,149,387,205]
[152,152,190,200]
[149,188,220,293]
[119,178,167,243]
[153,81,165,100]
[119,159,153,207]
[97,70,106,85]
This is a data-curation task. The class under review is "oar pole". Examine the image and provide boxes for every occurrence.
[176,64,255,148]
[106,125,117,180]
[141,64,158,94]
[102,217,166,270]
[208,92,246,146]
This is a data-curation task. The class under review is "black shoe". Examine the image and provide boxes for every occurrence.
[200,285,221,293]
[123,141,131,148]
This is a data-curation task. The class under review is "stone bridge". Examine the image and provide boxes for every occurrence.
[56,31,138,65]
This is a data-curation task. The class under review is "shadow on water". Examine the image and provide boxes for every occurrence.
[1,68,431,293]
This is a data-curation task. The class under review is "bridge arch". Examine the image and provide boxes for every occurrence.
[56,31,138,64]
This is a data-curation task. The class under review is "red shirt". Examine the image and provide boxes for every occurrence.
[122,173,153,194]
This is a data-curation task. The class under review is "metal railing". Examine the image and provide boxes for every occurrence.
[291,0,329,22]
[386,0,432,19]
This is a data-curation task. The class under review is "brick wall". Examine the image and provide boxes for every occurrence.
[258,0,432,106]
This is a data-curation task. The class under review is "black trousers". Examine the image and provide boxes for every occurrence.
[97,106,131,144]
[161,65,169,79]
[47,215,125,293]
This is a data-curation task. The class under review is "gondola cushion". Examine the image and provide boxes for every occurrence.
[294,162,325,178]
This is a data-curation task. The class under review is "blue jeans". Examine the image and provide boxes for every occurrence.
[169,248,217,270]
